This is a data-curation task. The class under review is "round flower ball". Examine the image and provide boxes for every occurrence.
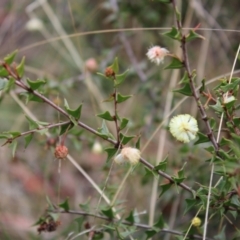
[191,217,201,227]
[169,114,199,143]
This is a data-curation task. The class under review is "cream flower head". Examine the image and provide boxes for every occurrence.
[169,114,199,143]
[146,46,169,65]
[191,217,201,227]
[26,18,44,31]
[114,147,141,165]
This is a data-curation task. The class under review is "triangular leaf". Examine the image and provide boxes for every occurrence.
[64,99,82,120]
[173,82,192,96]
[110,57,119,74]
[59,122,74,136]
[165,57,183,69]
[119,133,135,145]
[185,30,205,42]
[194,132,210,145]
[114,70,129,87]
[16,56,25,78]
[105,148,118,162]
[0,67,9,77]
[27,78,46,90]
[24,133,33,148]
[97,111,114,121]
[159,183,172,197]
[119,118,129,130]
[4,50,18,65]
[116,93,132,103]
[101,207,114,219]
[59,198,70,211]
[163,26,181,41]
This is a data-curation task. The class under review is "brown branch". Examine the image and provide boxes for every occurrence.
[171,0,220,154]
[51,209,214,240]
[2,62,195,196]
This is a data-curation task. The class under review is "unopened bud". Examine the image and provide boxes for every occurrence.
[54,145,68,159]
[85,58,98,72]
[92,141,103,154]
[105,67,115,78]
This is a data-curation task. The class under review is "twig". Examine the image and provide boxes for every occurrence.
[2,62,196,196]
[50,209,214,240]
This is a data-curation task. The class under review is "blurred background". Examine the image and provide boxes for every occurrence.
[0,0,240,239]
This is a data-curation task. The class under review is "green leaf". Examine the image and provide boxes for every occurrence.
[119,133,135,145]
[46,196,54,210]
[219,137,232,147]
[220,79,240,92]
[74,217,84,231]
[101,207,114,219]
[145,229,157,239]
[179,72,189,84]
[154,215,164,229]
[125,211,135,224]
[185,30,205,42]
[27,78,46,90]
[173,82,192,96]
[59,122,74,135]
[135,136,141,149]
[97,121,113,139]
[114,70,129,87]
[104,148,118,162]
[110,57,119,74]
[209,99,223,113]
[119,118,129,130]
[4,50,18,64]
[79,198,91,212]
[59,198,70,211]
[165,57,183,69]
[116,93,132,103]
[9,141,18,157]
[26,115,39,129]
[199,79,206,93]
[163,26,181,41]
[16,56,25,78]
[64,99,82,120]
[0,78,7,90]
[24,133,33,148]
[102,95,114,102]
[0,67,9,77]
[194,132,210,145]
[154,156,168,171]
[184,198,200,215]
[159,183,172,197]
[97,111,114,121]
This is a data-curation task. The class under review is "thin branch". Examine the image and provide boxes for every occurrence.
[50,209,214,240]
[2,62,196,196]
